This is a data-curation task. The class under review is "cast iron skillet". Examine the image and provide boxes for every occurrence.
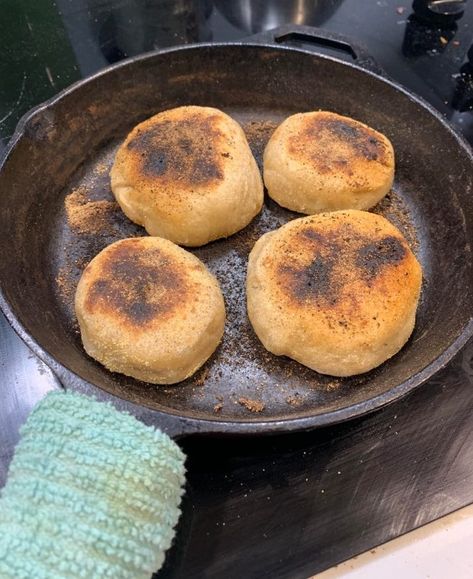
[1,25,472,438]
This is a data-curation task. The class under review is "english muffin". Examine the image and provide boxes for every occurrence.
[110,106,263,246]
[247,210,421,376]
[75,237,225,384]
[263,111,395,214]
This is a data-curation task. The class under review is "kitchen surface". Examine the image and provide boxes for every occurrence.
[1,1,473,577]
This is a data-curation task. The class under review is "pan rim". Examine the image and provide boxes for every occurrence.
[1,41,473,434]
[3,40,473,164]
[1,303,472,434]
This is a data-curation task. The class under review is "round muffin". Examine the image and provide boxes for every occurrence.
[247,210,422,377]
[110,106,263,247]
[263,111,395,214]
[75,237,225,384]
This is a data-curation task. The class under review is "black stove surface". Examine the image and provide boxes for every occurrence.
[1,1,473,578]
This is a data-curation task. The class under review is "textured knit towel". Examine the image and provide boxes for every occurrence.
[0,391,186,579]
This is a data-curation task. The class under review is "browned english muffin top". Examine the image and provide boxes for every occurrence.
[263,111,395,214]
[82,238,192,329]
[286,111,392,181]
[252,210,420,336]
[123,110,228,192]
[78,237,211,334]
[110,106,264,246]
[75,236,225,384]
[246,210,422,377]
[276,220,408,311]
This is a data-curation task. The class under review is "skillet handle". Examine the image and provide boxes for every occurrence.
[49,363,220,440]
[243,24,385,76]
[44,363,186,438]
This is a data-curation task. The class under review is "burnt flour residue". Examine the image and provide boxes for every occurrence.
[65,187,121,236]
[238,397,265,413]
[242,119,278,170]
[373,191,418,253]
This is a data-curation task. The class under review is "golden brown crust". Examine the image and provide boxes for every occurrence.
[287,112,392,178]
[247,210,422,376]
[263,111,395,214]
[75,237,225,384]
[111,106,264,246]
[83,238,191,330]
[274,222,410,316]
[122,110,226,192]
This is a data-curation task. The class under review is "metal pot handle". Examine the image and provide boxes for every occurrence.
[242,24,385,76]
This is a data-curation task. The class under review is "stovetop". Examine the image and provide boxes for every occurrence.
[1,1,473,578]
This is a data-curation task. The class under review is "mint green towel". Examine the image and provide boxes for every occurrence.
[0,391,186,579]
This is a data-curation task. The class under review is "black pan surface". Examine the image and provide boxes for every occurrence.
[1,36,472,435]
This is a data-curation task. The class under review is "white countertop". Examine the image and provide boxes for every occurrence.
[315,504,473,579]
